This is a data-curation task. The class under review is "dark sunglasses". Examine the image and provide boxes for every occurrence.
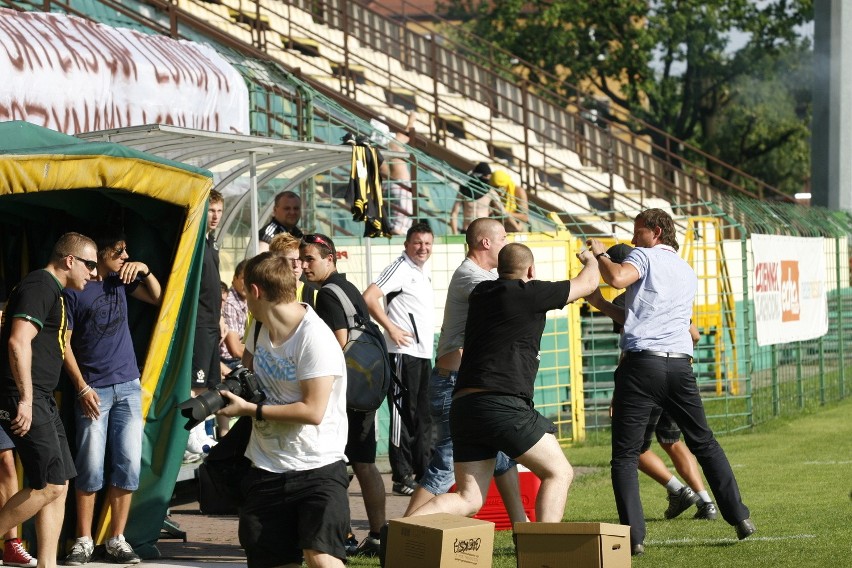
[113,246,127,255]
[71,255,98,271]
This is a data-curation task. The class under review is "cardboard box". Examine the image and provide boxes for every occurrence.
[514,522,631,568]
[385,513,495,568]
[451,466,541,529]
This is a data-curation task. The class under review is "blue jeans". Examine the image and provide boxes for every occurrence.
[75,379,143,492]
[419,367,515,494]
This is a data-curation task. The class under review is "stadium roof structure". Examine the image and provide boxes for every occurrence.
[77,123,406,254]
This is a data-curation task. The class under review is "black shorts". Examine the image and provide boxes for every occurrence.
[641,407,683,452]
[450,392,554,462]
[0,396,76,489]
[345,408,377,464]
[239,460,349,567]
[192,326,222,389]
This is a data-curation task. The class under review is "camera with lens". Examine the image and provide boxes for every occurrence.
[179,365,266,430]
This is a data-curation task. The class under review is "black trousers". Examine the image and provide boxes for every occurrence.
[611,352,750,546]
[387,354,433,482]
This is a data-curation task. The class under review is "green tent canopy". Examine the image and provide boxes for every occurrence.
[0,121,213,556]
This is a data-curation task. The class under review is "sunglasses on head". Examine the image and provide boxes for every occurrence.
[70,255,98,271]
[303,234,329,247]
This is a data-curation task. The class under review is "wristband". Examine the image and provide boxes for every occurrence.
[77,386,92,399]
[255,404,264,421]
[595,252,610,260]
[138,271,150,279]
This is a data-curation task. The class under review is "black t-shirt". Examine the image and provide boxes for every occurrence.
[315,272,370,333]
[197,233,221,328]
[0,270,68,396]
[457,279,570,400]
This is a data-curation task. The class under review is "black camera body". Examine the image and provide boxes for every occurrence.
[179,366,266,430]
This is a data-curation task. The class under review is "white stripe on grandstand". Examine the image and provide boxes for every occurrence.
[647,534,816,546]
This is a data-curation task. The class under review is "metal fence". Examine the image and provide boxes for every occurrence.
[580,196,852,444]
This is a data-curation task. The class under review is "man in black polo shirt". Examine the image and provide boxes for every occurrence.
[409,243,599,522]
[301,234,385,557]
[0,232,97,568]
[258,191,303,252]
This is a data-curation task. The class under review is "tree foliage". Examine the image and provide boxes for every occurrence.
[442,0,813,194]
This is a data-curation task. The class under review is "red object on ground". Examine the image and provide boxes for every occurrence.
[451,466,541,530]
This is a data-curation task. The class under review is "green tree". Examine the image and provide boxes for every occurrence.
[442,0,813,195]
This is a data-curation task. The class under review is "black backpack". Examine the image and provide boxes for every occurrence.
[324,283,393,412]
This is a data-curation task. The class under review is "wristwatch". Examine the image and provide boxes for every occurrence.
[595,252,611,260]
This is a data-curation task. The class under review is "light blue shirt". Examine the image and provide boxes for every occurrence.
[621,245,697,355]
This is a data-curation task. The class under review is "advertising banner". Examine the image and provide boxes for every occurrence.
[751,234,828,346]
[0,9,249,134]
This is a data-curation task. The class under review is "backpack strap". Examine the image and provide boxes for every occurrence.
[324,283,358,329]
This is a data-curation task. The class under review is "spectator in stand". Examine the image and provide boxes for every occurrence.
[300,234,385,558]
[62,234,162,566]
[490,170,529,233]
[0,439,36,567]
[258,191,303,252]
[377,112,418,236]
[215,252,349,568]
[586,209,754,555]
[403,218,528,524]
[409,243,599,522]
[362,223,434,496]
[0,232,98,568]
[187,190,225,461]
[449,163,504,235]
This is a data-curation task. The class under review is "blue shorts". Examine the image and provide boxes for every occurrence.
[74,379,143,492]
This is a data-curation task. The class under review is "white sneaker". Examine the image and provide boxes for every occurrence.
[182,450,202,464]
[186,424,207,454]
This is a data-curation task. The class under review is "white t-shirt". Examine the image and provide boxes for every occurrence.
[244,305,348,473]
[435,258,497,360]
[373,251,435,358]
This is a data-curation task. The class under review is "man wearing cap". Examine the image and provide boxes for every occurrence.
[450,163,505,234]
[586,208,755,555]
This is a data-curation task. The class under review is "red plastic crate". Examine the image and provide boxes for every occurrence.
[451,466,541,530]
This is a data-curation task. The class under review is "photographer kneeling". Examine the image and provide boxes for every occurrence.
[215,252,349,568]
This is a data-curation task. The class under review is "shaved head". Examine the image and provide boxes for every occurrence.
[497,243,534,279]
[466,218,503,249]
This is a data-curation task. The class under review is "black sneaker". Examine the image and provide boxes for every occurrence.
[664,486,701,519]
[694,501,719,520]
[353,535,381,557]
[64,539,94,566]
[104,536,140,564]
[392,475,416,496]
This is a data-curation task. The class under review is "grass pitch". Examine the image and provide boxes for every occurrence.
[352,397,851,567]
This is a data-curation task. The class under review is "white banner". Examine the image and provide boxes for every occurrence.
[0,9,249,134]
[751,234,828,346]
